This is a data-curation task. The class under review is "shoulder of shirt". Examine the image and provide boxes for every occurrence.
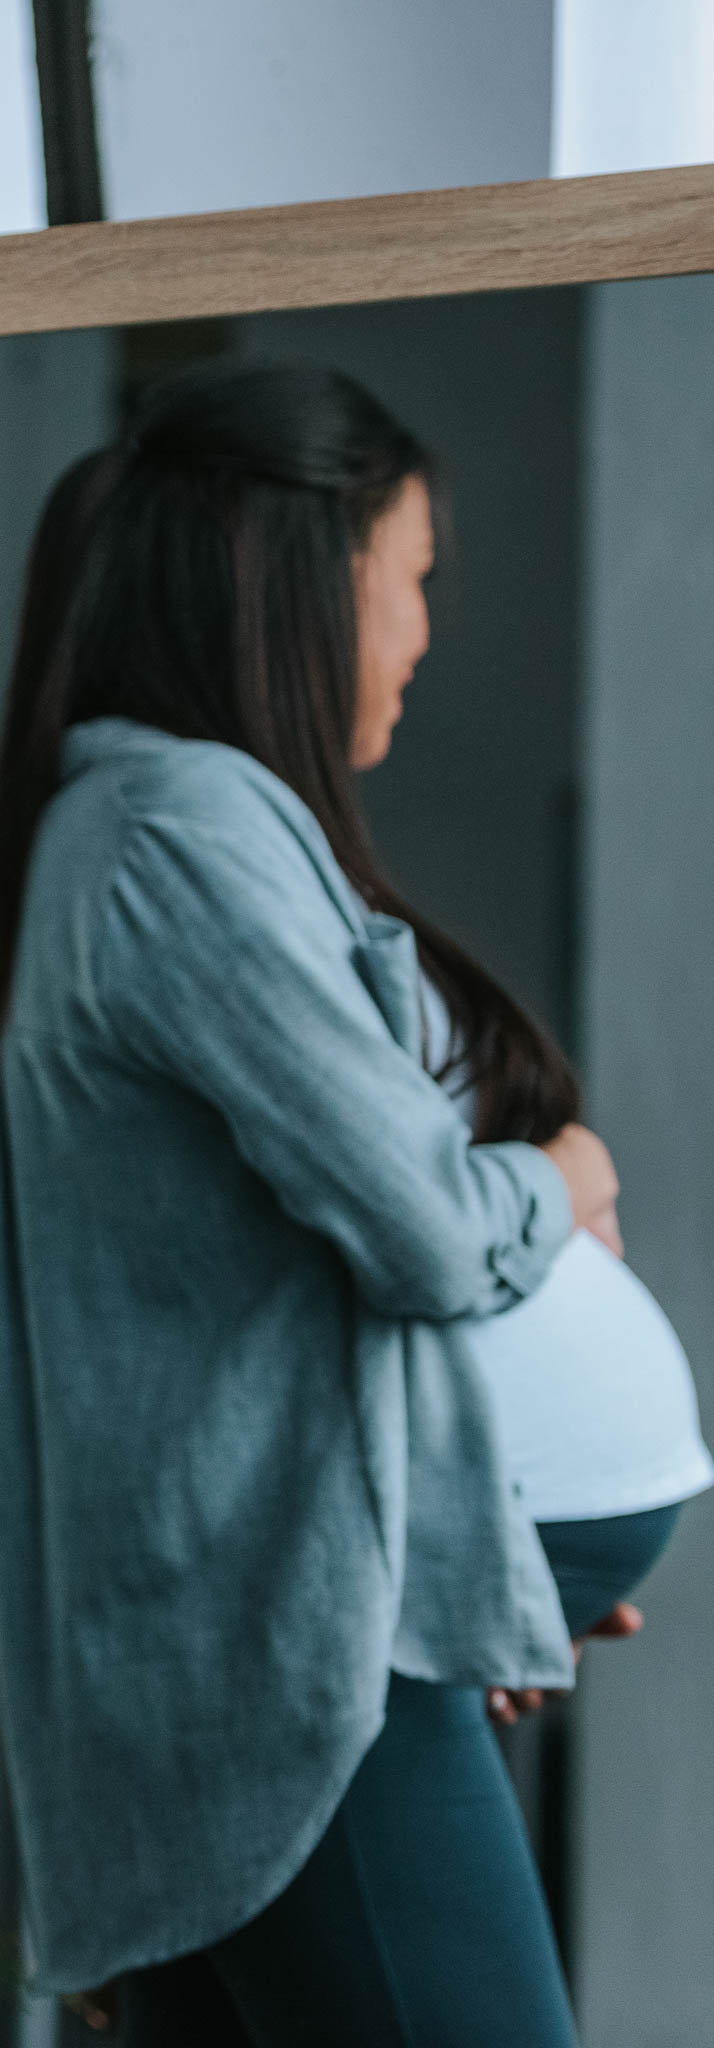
[117,731,325,847]
[58,722,368,935]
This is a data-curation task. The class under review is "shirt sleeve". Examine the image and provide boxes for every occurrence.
[98,801,573,1322]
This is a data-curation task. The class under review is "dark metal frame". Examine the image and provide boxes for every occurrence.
[30,0,103,225]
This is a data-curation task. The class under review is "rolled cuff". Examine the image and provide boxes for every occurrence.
[484,1141,573,1297]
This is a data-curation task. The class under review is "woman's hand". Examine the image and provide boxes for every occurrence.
[541,1121,624,1256]
[485,1601,644,1723]
[539,1122,620,1239]
[61,1981,118,2031]
[486,1685,545,1727]
[585,1198,624,1259]
[570,1598,643,1666]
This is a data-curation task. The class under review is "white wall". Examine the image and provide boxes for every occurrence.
[91,0,554,221]
[0,0,46,233]
[552,0,714,176]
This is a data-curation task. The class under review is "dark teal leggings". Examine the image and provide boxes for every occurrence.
[537,1500,682,1638]
[112,1676,577,2048]
[107,1504,681,2047]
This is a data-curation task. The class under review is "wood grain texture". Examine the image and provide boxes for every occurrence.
[1,161,714,338]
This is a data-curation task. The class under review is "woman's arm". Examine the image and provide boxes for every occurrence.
[98,790,581,1324]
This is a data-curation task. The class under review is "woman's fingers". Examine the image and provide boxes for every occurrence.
[539,1123,620,1233]
[486,1687,544,1726]
[581,1601,643,1640]
[61,1982,118,2030]
[571,1600,644,1664]
[585,1200,625,1259]
[486,1689,518,1726]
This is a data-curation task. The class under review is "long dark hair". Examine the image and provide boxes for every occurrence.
[0,354,580,1143]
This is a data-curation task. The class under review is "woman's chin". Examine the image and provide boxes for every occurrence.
[352,729,393,771]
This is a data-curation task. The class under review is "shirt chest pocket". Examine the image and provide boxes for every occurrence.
[350,916,426,1064]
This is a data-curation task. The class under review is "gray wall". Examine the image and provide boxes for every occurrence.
[575,273,714,2047]
[0,329,118,707]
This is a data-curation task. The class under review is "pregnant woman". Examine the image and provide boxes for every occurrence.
[0,358,705,2048]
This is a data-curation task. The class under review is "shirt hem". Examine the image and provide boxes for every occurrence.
[25,1702,389,1998]
[528,1460,714,1523]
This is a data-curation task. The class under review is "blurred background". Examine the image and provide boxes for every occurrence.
[1,6,714,2046]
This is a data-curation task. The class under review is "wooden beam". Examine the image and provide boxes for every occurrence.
[1,161,714,339]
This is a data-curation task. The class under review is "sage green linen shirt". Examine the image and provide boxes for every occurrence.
[0,717,575,1995]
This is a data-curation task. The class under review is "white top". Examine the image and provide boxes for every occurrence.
[419,969,714,1520]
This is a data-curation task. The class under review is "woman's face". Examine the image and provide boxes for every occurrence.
[350,473,435,770]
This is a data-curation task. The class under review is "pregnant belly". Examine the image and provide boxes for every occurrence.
[471,1230,714,1523]
[536,1502,683,1636]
